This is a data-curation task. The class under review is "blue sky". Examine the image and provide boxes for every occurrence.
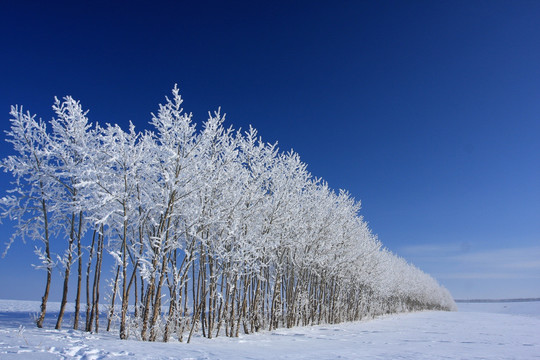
[0,0,538,300]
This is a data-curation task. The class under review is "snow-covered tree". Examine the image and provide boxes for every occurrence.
[1,106,57,328]
[1,86,456,342]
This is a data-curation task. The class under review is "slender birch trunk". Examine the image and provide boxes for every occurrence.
[36,196,51,329]
[56,213,76,330]
[74,211,83,330]
[85,230,96,331]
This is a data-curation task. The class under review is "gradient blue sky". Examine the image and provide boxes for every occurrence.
[0,0,538,300]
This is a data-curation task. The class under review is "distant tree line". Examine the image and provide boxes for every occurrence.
[1,86,456,342]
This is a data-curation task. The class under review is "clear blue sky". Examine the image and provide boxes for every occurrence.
[0,0,538,300]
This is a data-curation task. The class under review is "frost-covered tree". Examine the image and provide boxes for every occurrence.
[1,86,456,341]
[47,96,94,330]
[1,106,56,328]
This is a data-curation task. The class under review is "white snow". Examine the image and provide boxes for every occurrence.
[457,300,540,318]
[1,299,539,359]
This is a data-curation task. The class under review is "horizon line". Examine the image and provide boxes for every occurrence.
[455,298,540,303]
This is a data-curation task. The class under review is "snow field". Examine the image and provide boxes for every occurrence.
[457,300,540,318]
[0,299,539,359]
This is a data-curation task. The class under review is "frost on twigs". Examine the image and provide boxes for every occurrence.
[32,246,57,270]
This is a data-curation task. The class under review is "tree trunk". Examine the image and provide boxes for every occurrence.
[36,197,51,329]
[107,265,121,332]
[119,207,129,340]
[85,230,96,331]
[56,214,75,330]
[74,211,83,330]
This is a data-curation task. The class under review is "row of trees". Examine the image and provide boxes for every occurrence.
[1,86,456,342]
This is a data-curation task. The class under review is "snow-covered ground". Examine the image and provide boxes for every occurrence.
[457,300,540,318]
[1,299,539,359]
